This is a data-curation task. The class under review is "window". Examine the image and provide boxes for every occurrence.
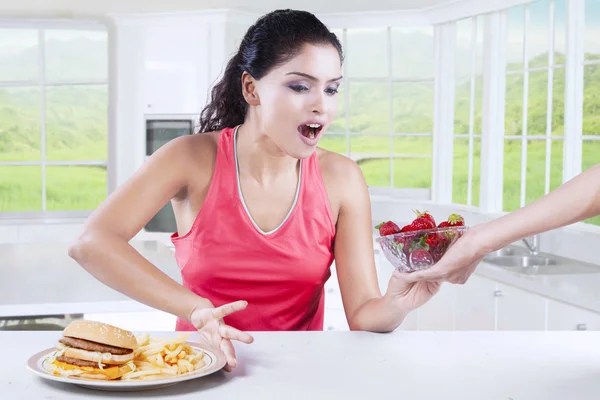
[502,0,566,213]
[320,27,435,191]
[453,16,484,206]
[584,0,600,226]
[0,25,109,215]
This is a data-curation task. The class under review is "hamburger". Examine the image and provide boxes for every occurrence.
[49,320,138,380]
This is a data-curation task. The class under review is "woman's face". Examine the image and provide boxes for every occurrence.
[247,43,342,159]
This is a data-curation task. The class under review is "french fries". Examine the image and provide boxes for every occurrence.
[120,333,207,381]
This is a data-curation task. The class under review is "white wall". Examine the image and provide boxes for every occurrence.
[0,0,449,16]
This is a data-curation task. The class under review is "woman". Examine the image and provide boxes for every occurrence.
[407,163,600,285]
[68,9,440,371]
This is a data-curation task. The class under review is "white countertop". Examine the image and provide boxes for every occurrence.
[5,330,600,399]
[0,241,181,318]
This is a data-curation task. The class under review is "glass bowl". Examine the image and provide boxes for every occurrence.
[376,226,468,273]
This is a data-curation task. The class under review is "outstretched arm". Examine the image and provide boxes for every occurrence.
[408,163,600,284]
[331,156,440,332]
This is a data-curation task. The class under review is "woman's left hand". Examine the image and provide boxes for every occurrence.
[384,269,442,312]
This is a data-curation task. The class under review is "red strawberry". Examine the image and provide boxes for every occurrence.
[430,235,451,262]
[411,218,435,231]
[414,209,436,226]
[374,221,401,236]
[438,213,465,228]
[410,248,433,268]
[409,210,436,231]
[426,232,442,248]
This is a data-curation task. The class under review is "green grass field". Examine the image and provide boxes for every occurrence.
[0,166,106,211]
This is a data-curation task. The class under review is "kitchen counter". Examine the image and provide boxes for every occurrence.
[3,238,600,321]
[473,257,600,313]
[0,241,181,318]
[5,330,600,399]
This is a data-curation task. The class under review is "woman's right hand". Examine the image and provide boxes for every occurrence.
[189,300,254,372]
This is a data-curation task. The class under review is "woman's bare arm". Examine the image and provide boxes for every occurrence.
[407,163,600,284]
[69,135,214,321]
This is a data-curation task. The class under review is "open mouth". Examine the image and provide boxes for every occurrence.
[298,123,323,140]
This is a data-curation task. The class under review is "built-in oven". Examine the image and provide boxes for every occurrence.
[144,114,199,233]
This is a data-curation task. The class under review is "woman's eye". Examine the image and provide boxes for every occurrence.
[325,87,339,95]
[289,84,309,92]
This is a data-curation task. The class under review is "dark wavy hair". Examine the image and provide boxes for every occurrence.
[197,9,344,133]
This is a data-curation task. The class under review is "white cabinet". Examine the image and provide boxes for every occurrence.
[84,311,177,332]
[323,250,600,332]
[546,299,600,331]
[397,310,418,331]
[454,275,497,330]
[496,283,546,331]
[142,24,210,115]
[417,283,455,330]
[323,262,348,331]
[323,308,349,331]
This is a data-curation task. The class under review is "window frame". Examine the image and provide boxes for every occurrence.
[0,18,114,221]
[452,15,485,207]
[442,0,599,231]
[328,26,435,199]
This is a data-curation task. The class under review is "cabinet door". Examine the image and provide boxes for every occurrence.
[454,275,497,330]
[143,25,209,114]
[496,284,546,330]
[323,308,349,331]
[84,311,177,331]
[547,299,600,331]
[417,283,455,330]
[398,310,418,331]
[374,246,395,294]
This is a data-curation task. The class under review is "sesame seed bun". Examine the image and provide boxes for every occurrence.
[62,320,138,350]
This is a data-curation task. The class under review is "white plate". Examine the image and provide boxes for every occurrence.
[26,342,227,392]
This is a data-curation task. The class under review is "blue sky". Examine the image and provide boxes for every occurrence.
[504,0,600,63]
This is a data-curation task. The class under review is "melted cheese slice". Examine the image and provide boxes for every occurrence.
[51,360,131,380]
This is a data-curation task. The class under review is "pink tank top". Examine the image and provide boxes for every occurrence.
[171,126,336,331]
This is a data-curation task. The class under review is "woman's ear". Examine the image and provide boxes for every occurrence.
[241,72,260,106]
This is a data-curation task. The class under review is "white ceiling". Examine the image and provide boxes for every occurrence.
[0,0,457,16]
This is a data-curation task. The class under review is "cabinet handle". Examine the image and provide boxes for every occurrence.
[577,324,588,331]
[493,290,503,297]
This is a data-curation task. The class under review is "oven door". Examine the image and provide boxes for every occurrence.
[144,116,197,232]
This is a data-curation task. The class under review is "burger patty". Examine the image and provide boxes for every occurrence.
[59,336,133,355]
[56,355,116,368]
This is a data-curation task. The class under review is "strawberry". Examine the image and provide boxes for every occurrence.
[374,221,401,236]
[410,218,435,231]
[400,224,414,232]
[430,235,451,262]
[410,210,436,230]
[438,213,465,228]
[410,247,433,267]
[425,232,443,248]
[414,209,436,226]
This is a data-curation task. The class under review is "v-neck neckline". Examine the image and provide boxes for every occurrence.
[233,125,303,236]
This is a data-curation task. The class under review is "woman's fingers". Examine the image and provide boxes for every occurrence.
[218,323,254,344]
[212,300,248,320]
[220,339,237,372]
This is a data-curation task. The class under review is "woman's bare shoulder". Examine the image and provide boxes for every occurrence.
[316,147,368,220]
[165,131,220,171]
[316,147,364,183]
